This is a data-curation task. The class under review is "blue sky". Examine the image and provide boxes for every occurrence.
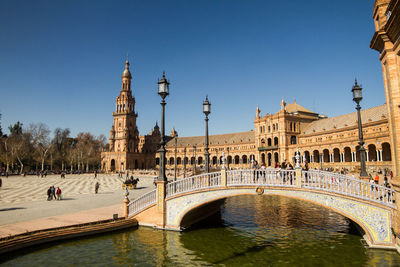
[0,0,384,139]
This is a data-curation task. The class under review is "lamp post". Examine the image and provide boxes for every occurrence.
[352,79,368,178]
[157,72,169,182]
[183,147,187,178]
[193,145,197,175]
[227,147,230,169]
[203,96,211,173]
[174,137,177,181]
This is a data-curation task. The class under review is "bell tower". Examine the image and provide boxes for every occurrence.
[109,59,139,153]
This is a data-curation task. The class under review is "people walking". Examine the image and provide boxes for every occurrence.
[95,182,100,194]
[47,187,52,201]
[51,186,56,200]
[56,187,62,200]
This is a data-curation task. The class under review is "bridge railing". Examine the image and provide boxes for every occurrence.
[166,171,221,198]
[127,189,157,216]
[301,170,395,207]
[227,169,296,187]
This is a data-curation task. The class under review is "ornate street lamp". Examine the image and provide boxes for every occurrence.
[157,72,169,181]
[183,147,187,178]
[203,96,211,173]
[352,79,368,178]
[193,145,197,175]
[174,137,177,181]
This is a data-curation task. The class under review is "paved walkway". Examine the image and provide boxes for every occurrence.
[0,174,157,238]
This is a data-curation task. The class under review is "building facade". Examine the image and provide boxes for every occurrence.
[162,100,392,174]
[370,0,400,178]
[101,63,392,174]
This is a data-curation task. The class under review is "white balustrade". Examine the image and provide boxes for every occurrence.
[127,189,157,217]
[127,168,395,217]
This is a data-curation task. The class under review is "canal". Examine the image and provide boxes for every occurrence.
[2,195,400,266]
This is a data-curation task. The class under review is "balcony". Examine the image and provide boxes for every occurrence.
[258,145,278,151]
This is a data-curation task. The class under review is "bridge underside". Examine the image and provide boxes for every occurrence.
[162,188,394,248]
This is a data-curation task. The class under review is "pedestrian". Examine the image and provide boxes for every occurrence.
[384,176,389,188]
[0,177,2,188]
[5,172,8,178]
[47,187,52,201]
[390,171,393,180]
[51,186,56,200]
[56,187,62,200]
[375,174,380,185]
[94,170,97,179]
[95,182,100,194]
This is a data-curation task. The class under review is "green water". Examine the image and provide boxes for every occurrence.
[2,195,400,266]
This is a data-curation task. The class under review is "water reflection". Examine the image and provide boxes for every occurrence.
[2,195,400,266]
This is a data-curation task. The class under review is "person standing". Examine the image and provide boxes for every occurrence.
[95,182,100,194]
[94,170,97,179]
[51,186,56,200]
[0,177,2,188]
[56,187,62,200]
[375,174,380,185]
[47,187,52,201]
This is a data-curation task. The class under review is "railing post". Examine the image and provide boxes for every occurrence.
[221,169,227,187]
[123,198,130,218]
[295,168,302,188]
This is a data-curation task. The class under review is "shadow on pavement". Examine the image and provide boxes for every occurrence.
[0,207,26,212]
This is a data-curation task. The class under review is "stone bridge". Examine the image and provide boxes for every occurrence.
[126,168,396,249]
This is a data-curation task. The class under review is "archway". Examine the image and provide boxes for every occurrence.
[304,151,310,163]
[110,159,115,171]
[333,148,340,162]
[156,158,160,166]
[198,157,203,165]
[242,155,248,164]
[268,153,272,167]
[267,138,272,146]
[274,152,279,164]
[368,144,377,162]
[323,149,330,163]
[290,136,297,145]
[313,150,320,163]
[344,147,351,162]
[212,156,217,165]
[382,143,391,161]
[135,160,138,169]
[261,153,265,164]
[169,157,174,165]
[177,157,182,165]
[234,155,240,164]
[274,137,279,146]
[166,189,392,247]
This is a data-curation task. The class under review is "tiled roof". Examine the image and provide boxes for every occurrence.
[165,131,255,147]
[303,104,387,134]
[285,102,314,113]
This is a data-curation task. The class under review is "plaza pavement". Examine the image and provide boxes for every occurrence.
[0,173,157,238]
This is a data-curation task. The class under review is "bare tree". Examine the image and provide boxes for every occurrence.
[8,132,32,173]
[0,136,12,172]
[28,123,52,171]
[52,128,71,171]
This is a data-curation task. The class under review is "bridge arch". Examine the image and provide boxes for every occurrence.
[166,188,393,247]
